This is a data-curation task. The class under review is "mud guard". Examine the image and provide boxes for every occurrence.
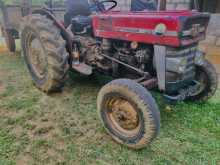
[32,8,73,53]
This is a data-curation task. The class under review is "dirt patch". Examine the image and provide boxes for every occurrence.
[0,109,22,118]
[47,148,65,163]
[16,153,33,165]
[0,81,5,93]
[16,111,66,164]
[0,48,8,54]
[25,118,60,140]
[0,69,9,94]
[11,126,24,138]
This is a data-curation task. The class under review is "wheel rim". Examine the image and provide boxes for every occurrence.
[26,31,47,79]
[191,70,208,97]
[106,97,141,136]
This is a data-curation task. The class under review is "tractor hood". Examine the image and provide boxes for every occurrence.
[92,10,210,47]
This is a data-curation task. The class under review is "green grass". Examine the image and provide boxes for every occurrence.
[0,52,219,165]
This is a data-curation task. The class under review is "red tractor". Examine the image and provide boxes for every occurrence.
[20,0,218,149]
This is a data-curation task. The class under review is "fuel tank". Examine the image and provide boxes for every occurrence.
[92,10,210,47]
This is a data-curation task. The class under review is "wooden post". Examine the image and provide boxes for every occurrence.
[21,0,31,16]
[193,0,199,10]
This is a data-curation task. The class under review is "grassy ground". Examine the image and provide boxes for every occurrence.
[0,51,219,165]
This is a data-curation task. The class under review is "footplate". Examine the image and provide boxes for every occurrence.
[72,63,92,75]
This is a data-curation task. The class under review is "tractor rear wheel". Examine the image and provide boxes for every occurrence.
[20,14,69,93]
[97,79,160,149]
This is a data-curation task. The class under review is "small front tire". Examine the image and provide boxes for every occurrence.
[188,59,218,102]
[97,79,160,149]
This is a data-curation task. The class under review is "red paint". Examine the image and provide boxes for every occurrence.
[92,10,210,47]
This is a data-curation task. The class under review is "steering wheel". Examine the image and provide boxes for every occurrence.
[96,0,117,12]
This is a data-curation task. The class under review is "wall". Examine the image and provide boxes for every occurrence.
[167,0,191,10]
[113,0,192,10]
[114,0,131,11]
[199,14,220,74]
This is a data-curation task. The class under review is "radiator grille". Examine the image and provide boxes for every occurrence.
[182,51,196,80]
[166,45,197,81]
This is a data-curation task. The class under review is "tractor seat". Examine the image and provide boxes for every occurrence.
[64,0,92,27]
[71,16,92,35]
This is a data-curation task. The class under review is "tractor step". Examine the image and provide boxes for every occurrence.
[72,63,92,75]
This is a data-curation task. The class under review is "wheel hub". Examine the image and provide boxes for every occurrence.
[190,71,207,96]
[28,35,47,78]
[107,98,140,134]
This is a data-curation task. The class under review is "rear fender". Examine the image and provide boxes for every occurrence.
[32,8,73,53]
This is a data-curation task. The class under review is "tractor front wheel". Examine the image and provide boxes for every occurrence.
[97,79,160,149]
[188,59,218,102]
[20,14,69,93]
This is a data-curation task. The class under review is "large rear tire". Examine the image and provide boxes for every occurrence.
[20,14,69,93]
[97,79,160,149]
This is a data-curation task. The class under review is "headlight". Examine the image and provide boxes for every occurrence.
[154,23,167,36]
